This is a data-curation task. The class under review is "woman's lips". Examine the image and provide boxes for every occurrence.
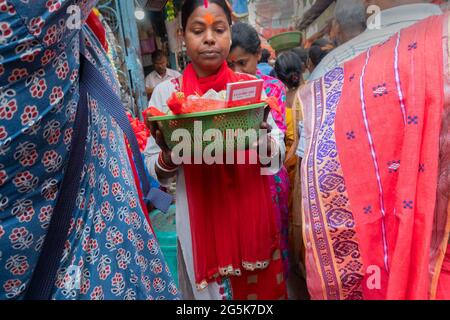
[199,51,220,58]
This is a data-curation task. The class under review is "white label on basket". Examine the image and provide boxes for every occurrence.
[232,87,257,101]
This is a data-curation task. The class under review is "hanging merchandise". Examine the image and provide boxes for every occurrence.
[86,9,108,52]
[231,0,249,19]
[165,12,182,54]
[165,0,176,21]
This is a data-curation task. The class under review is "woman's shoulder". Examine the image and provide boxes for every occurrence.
[150,77,182,112]
[261,73,284,88]
[153,77,181,96]
[258,73,286,97]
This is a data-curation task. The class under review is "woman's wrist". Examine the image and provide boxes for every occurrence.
[261,135,278,162]
[157,151,178,173]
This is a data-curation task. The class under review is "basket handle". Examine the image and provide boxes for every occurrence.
[263,104,271,124]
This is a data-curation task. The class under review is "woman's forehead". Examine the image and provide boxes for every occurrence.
[188,3,228,23]
[230,47,253,58]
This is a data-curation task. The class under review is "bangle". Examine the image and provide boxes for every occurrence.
[157,152,178,173]
[156,160,178,173]
[159,152,177,170]
[268,135,279,158]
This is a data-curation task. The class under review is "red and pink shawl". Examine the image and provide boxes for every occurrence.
[299,13,450,300]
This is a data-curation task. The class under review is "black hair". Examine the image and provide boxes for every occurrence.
[230,22,261,55]
[152,50,166,62]
[274,51,302,90]
[308,39,333,68]
[269,68,276,78]
[181,0,232,31]
[312,38,332,47]
[259,48,271,63]
[291,47,309,73]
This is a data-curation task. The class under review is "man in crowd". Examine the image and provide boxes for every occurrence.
[145,50,181,99]
[297,0,442,160]
[257,48,274,76]
[309,0,442,81]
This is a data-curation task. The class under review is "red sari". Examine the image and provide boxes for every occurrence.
[180,62,286,298]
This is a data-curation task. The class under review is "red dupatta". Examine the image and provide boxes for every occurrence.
[181,62,278,289]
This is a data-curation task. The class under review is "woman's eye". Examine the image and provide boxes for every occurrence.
[215,28,225,34]
[192,29,203,35]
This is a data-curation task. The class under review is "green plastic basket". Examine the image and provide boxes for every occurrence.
[269,31,303,52]
[148,103,267,153]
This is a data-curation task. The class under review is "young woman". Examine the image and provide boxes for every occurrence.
[292,47,309,81]
[145,0,287,300]
[307,39,334,73]
[274,51,303,194]
[257,49,274,76]
[273,52,305,278]
[227,22,290,277]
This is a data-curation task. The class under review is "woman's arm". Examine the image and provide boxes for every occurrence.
[143,135,177,184]
[260,112,286,175]
[144,81,179,183]
[148,80,172,113]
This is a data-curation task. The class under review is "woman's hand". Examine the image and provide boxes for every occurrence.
[147,120,178,178]
[148,121,170,156]
[252,121,276,166]
[259,121,273,157]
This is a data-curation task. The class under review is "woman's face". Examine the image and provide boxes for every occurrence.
[227,46,260,76]
[184,4,231,77]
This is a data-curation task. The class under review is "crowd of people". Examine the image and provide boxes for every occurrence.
[0,0,449,300]
[142,0,450,300]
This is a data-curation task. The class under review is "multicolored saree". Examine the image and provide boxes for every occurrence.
[299,13,450,300]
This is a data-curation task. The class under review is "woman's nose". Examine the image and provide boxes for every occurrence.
[203,29,216,45]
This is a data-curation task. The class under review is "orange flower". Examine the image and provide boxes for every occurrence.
[144,107,166,118]
[167,92,186,115]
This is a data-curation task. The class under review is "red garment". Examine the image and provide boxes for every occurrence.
[181,62,279,289]
[299,14,448,300]
[181,62,247,98]
[335,15,443,299]
[86,11,108,52]
[230,249,287,300]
